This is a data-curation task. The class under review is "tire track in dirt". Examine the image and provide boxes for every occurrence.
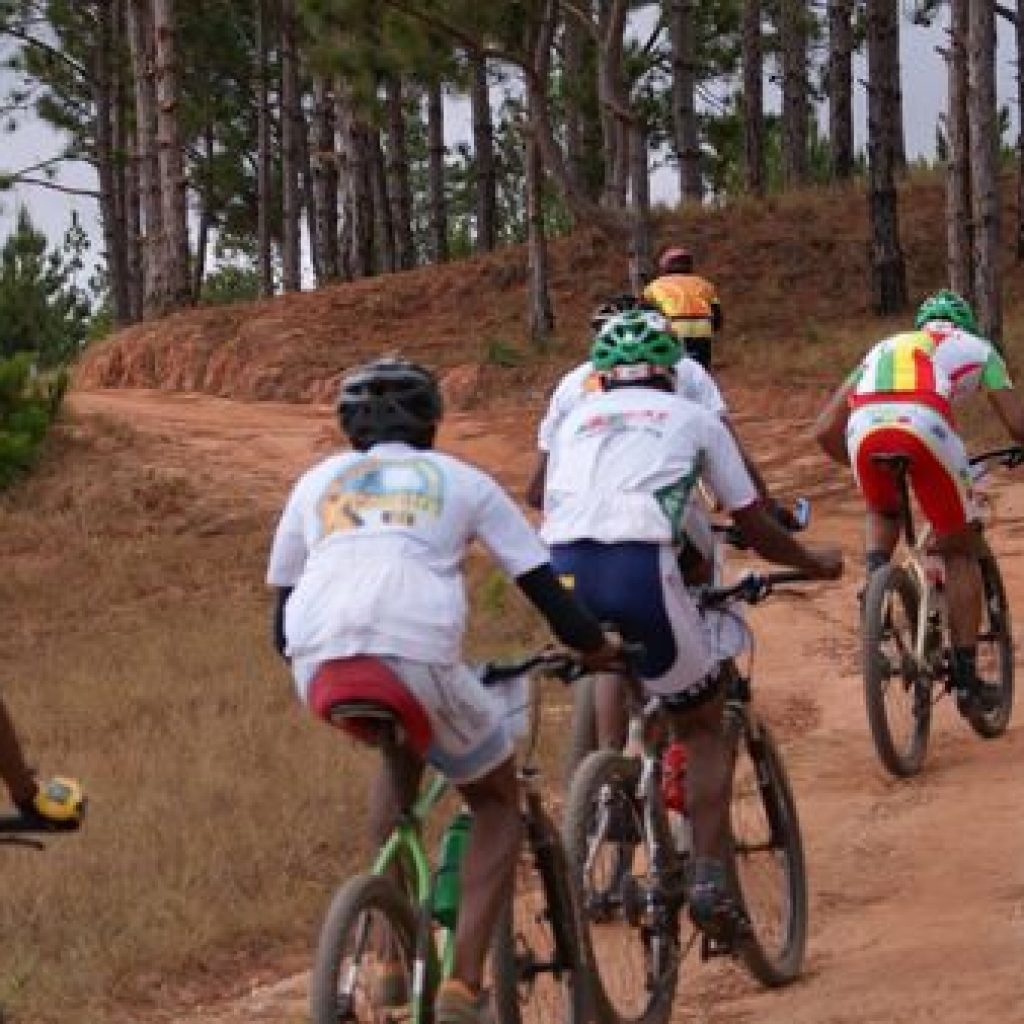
[69,389,1024,1024]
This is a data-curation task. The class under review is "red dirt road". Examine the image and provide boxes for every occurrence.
[71,388,1024,1024]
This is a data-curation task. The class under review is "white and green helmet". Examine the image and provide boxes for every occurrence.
[590,309,681,371]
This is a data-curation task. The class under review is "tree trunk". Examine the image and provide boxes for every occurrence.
[946,0,973,300]
[668,0,702,201]
[350,116,376,278]
[780,0,810,187]
[312,75,340,283]
[94,0,132,326]
[597,0,630,207]
[280,0,302,292]
[152,0,189,310]
[866,0,907,314]
[742,0,765,196]
[370,128,395,273]
[114,0,140,322]
[126,0,164,317]
[1016,0,1024,261]
[525,107,553,347]
[333,77,356,280]
[471,52,497,251]
[827,0,855,179]
[426,77,448,263]
[886,7,907,172]
[968,0,1001,341]
[256,0,273,296]
[193,118,214,301]
[629,120,653,289]
[563,10,603,200]
[385,74,415,270]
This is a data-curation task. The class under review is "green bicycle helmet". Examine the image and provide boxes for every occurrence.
[914,289,978,333]
[591,309,682,371]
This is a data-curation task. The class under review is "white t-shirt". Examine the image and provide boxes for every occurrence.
[541,387,757,546]
[536,357,727,452]
[267,443,549,680]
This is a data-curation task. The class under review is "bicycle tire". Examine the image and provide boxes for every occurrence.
[310,873,420,1024]
[492,806,588,1024]
[563,749,678,1024]
[564,675,598,786]
[728,718,808,987]
[863,563,932,777]
[970,551,1014,738]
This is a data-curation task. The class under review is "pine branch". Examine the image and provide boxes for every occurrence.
[0,175,98,198]
[0,25,92,83]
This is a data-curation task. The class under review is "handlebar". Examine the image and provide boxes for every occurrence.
[969,446,1024,469]
[698,570,815,610]
[480,639,647,687]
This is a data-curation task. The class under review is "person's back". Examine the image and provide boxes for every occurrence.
[643,246,721,370]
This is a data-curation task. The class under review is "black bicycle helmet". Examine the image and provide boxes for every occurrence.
[590,294,663,336]
[337,357,443,450]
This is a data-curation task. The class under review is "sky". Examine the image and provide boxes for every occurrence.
[0,10,1018,280]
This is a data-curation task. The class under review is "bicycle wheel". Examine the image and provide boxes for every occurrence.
[310,873,419,1024]
[971,551,1014,738]
[564,675,597,786]
[563,750,678,1024]
[728,717,808,987]
[491,807,587,1024]
[863,563,932,777]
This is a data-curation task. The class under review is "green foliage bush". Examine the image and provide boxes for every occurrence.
[0,353,66,489]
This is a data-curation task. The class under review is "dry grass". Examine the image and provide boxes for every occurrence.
[0,417,558,1024]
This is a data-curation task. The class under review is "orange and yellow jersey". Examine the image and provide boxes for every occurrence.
[643,274,719,338]
[848,326,1011,421]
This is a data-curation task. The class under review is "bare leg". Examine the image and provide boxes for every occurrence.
[939,543,983,647]
[452,756,522,991]
[674,689,730,860]
[865,510,902,564]
[595,672,629,749]
[0,698,36,806]
[370,745,424,870]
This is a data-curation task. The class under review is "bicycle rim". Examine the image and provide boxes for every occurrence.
[563,750,677,1024]
[729,721,808,986]
[971,554,1014,738]
[863,563,931,777]
[491,808,586,1024]
[310,874,419,1024]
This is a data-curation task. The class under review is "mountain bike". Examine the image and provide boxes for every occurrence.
[563,571,812,1024]
[861,445,1022,778]
[563,499,811,784]
[308,651,592,1024]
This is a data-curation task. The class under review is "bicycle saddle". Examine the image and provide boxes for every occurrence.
[308,657,432,756]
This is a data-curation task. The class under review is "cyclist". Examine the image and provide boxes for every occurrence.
[541,312,842,944]
[0,695,84,828]
[266,357,621,1024]
[642,245,722,371]
[813,289,1024,719]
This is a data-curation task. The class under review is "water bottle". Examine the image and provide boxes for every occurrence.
[661,740,688,814]
[433,810,472,928]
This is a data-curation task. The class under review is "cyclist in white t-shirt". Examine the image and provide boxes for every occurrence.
[267,358,620,1024]
[542,312,842,944]
[526,298,796,539]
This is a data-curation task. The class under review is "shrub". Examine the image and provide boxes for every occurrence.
[0,353,65,489]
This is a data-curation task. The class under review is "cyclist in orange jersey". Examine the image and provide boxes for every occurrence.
[643,245,722,371]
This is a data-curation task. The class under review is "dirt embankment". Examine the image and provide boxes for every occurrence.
[76,173,1024,407]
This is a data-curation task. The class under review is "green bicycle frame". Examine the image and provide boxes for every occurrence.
[370,771,458,1019]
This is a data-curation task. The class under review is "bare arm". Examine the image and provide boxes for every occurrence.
[525,452,548,510]
[987,388,1024,445]
[813,378,856,466]
[721,417,768,499]
[731,503,843,579]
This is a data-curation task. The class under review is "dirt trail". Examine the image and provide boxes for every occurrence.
[71,389,1024,1024]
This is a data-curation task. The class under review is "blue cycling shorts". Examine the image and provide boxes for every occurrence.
[550,541,716,695]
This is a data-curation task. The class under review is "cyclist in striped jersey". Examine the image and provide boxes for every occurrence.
[814,290,1024,718]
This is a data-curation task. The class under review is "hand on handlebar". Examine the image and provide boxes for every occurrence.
[804,544,844,581]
